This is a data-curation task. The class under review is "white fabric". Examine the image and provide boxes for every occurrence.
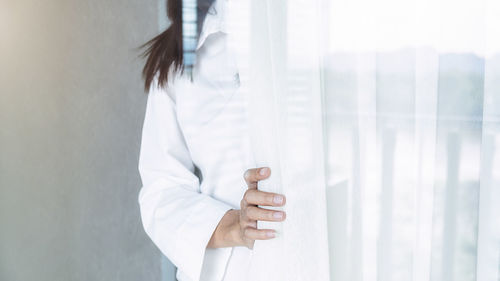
[225,0,332,280]
[235,0,500,280]
[138,1,255,280]
[322,0,500,280]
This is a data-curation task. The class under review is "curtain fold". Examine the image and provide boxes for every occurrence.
[229,0,331,280]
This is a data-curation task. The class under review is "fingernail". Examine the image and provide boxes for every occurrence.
[273,195,284,204]
[273,212,284,219]
[259,167,269,176]
[266,231,276,238]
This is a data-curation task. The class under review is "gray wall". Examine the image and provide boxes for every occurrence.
[0,0,174,280]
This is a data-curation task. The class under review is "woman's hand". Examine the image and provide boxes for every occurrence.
[237,167,286,248]
[207,167,286,249]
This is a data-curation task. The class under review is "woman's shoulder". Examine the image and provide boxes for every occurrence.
[148,70,192,103]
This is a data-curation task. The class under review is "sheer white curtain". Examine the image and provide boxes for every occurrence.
[227,0,500,280]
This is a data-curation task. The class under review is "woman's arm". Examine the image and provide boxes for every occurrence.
[138,81,234,281]
[207,167,287,249]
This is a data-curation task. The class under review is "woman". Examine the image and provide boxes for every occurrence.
[137,0,287,280]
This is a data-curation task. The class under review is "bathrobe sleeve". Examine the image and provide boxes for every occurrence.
[137,80,234,281]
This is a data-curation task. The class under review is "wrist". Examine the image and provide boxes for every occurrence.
[208,209,243,248]
[224,209,244,247]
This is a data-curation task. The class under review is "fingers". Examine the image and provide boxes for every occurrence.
[243,189,286,207]
[240,167,283,245]
[246,206,286,222]
[243,167,271,189]
[243,227,277,240]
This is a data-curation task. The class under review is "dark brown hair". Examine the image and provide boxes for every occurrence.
[141,0,215,92]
